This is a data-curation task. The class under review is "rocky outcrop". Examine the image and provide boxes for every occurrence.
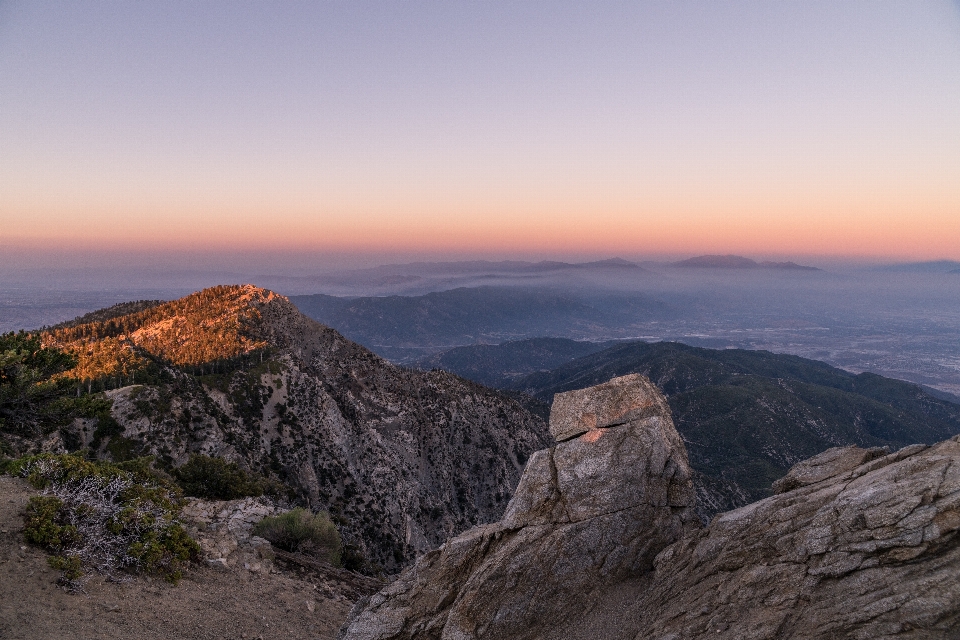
[339,374,699,639]
[510,340,960,521]
[340,375,960,640]
[180,496,280,573]
[608,437,960,639]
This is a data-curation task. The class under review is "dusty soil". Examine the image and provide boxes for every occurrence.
[0,475,378,640]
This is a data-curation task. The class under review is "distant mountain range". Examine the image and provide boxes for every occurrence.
[672,255,821,270]
[249,258,647,297]
[290,287,677,361]
[416,338,960,515]
[875,260,960,273]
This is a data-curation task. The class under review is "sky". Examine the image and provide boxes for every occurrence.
[2,0,960,267]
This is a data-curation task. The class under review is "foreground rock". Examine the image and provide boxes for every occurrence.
[610,437,960,639]
[339,374,699,639]
[340,375,960,639]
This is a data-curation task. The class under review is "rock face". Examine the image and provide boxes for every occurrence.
[180,496,280,573]
[339,374,699,639]
[341,375,960,640]
[547,372,672,441]
[611,438,960,639]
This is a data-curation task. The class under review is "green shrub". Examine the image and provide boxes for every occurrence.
[253,507,341,566]
[105,435,141,462]
[7,453,199,588]
[172,454,265,500]
[49,553,83,580]
[23,496,79,548]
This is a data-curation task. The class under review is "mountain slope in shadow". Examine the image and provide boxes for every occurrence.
[416,338,960,516]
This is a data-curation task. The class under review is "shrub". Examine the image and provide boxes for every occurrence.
[253,507,341,566]
[171,454,264,500]
[7,453,199,589]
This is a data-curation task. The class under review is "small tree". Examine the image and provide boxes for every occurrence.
[0,332,78,438]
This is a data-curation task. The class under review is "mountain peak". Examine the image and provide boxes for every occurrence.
[35,285,549,571]
[673,255,819,270]
[673,255,759,268]
[45,284,291,378]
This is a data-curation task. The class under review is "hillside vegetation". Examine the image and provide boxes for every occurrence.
[43,286,273,386]
[4,285,549,572]
[414,337,615,387]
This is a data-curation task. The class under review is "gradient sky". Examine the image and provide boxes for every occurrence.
[2,1,960,263]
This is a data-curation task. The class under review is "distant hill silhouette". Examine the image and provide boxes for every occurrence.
[876,260,960,273]
[515,258,642,272]
[673,255,820,270]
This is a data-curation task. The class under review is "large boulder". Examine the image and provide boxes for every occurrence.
[339,374,698,640]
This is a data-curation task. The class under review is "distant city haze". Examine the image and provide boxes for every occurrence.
[2,1,960,259]
[1,256,959,401]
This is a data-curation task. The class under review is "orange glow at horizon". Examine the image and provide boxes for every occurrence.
[5,187,958,261]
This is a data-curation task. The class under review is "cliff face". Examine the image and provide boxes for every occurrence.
[340,374,960,639]
[45,285,550,572]
[611,438,960,639]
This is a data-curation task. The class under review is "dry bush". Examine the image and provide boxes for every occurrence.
[253,507,341,566]
[11,454,199,589]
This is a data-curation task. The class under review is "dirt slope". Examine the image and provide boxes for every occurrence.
[0,475,364,640]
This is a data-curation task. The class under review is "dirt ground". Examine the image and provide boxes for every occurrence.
[0,475,378,640]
